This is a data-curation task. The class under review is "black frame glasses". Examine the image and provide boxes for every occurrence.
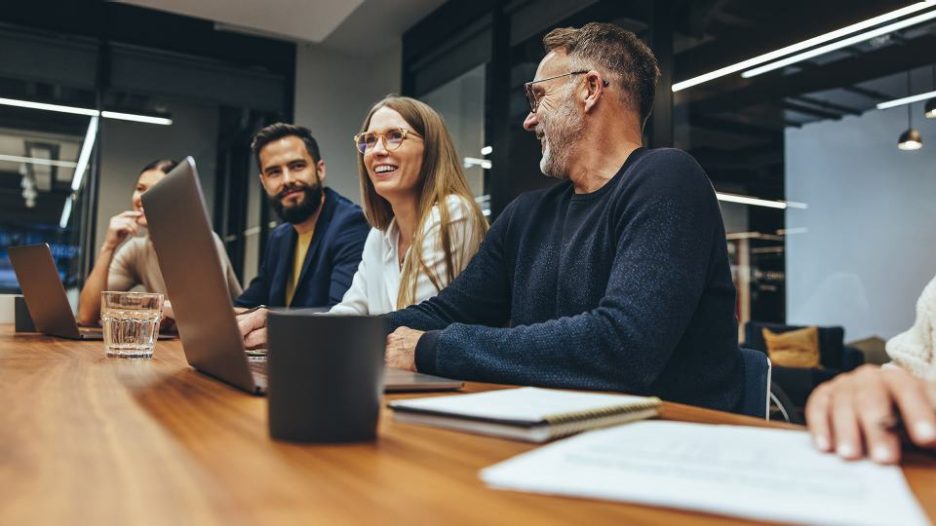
[523,70,609,113]
[353,128,422,154]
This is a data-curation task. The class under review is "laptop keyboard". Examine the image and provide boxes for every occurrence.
[247,355,268,381]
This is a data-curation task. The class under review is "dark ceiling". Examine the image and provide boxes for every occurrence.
[669,0,936,200]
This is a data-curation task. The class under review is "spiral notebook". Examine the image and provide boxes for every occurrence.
[388,387,661,442]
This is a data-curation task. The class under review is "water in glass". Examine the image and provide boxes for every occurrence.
[101,291,163,358]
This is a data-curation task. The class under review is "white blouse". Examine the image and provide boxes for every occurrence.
[328,195,482,316]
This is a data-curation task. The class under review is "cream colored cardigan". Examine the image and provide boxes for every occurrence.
[886,275,936,381]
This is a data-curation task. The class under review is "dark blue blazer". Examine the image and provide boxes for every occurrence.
[235,188,369,308]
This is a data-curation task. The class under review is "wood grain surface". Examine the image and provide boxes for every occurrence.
[0,329,933,525]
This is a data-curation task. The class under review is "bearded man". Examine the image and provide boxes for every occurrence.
[235,123,369,308]
[237,24,743,411]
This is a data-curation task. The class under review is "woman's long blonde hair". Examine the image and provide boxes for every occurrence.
[356,95,488,309]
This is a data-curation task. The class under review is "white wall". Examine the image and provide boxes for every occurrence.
[785,103,936,340]
[97,101,219,254]
[293,43,402,205]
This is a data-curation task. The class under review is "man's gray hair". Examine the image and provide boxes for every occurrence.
[543,22,661,128]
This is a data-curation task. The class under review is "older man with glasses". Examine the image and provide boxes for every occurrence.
[376,22,744,412]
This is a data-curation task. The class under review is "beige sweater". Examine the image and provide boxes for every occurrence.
[886,275,936,381]
[108,234,242,300]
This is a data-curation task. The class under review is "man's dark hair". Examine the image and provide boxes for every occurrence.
[543,22,661,128]
[140,159,178,175]
[250,123,322,170]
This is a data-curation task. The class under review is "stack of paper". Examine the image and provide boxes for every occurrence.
[480,421,929,526]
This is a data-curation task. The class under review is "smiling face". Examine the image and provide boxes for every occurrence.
[258,135,326,224]
[131,168,166,227]
[522,51,585,179]
[363,107,424,204]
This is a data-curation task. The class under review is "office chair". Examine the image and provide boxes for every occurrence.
[738,347,771,419]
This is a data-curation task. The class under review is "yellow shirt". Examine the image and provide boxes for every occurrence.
[285,230,314,306]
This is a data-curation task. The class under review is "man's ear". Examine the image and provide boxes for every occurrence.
[583,71,605,114]
[316,159,326,184]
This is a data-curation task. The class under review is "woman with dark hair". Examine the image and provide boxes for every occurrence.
[328,95,488,314]
[77,159,242,325]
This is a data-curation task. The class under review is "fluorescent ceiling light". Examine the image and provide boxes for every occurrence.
[0,96,172,125]
[0,154,78,168]
[59,197,73,229]
[716,192,808,210]
[0,96,98,117]
[100,110,172,125]
[71,116,99,192]
[742,7,936,78]
[59,116,98,228]
[876,89,936,110]
[480,145,493,155]
[672,2,936,92]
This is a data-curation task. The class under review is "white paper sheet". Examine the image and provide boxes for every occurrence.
[480,421,930,526]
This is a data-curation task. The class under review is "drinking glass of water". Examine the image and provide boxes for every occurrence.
[101,291,164,358]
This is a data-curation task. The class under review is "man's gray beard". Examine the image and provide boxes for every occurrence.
[539,93,585,180]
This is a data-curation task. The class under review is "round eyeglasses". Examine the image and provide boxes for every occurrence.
[353,128,422,154]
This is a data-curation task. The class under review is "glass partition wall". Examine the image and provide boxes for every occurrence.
[0,14,293,297]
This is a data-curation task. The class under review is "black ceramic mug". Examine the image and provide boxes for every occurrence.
[267,311,386,443]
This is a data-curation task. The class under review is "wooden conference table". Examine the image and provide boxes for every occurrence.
[1,328,934,525]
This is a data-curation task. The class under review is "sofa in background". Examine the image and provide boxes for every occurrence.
[742,322,865,423]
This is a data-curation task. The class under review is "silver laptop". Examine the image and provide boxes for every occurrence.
[9,244,105,340]
[142,156,462,395]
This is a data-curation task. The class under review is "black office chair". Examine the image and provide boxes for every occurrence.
[738,347,771,419]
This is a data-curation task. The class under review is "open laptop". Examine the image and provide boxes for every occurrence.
[9,244,105,340]
[9,244,178,341]
[142,156,462,395]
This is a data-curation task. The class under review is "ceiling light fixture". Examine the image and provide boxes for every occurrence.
[60,116,99,229]
[926,98,936,118]
[742,7,936,79]
[70,116,98,192]
[671,2,936,92]
[0,154,78,168]
[58,198,73,229]
[0,97,172,125]
[100,110,172,126]
[898,72,923,151]
[463,157,492,169]
[877,89,936,110]
[716,192,807,210]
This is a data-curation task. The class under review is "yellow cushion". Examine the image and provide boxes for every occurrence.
[762,326,821,368]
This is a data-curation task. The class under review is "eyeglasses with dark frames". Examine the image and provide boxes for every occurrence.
[524,70,610,114]
[353,128,422,154]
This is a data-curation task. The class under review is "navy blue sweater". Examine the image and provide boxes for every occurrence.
[386,148,743,412]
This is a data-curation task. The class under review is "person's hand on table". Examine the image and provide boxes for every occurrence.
[160,299,177,333]
[237,307,268,350]
[806,364,936,464]
[385,326,423,371]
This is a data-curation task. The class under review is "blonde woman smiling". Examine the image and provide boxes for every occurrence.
[328,96,488,315]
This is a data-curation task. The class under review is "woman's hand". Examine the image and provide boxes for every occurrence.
[103,211,143,250]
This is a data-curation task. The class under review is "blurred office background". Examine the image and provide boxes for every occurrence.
[2,1,936,384]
